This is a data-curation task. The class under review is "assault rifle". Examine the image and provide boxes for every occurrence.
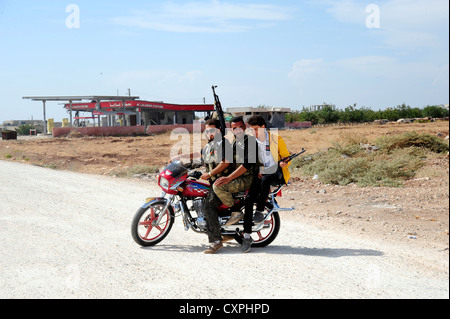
[211,85,227,139]
[268,147,307,184]
[280,148,306,164]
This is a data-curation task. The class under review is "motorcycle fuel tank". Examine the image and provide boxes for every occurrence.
[182,179,210,198]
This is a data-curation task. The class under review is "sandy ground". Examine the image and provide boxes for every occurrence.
[0,160,448,299]
[2,121,448,175]
[0,121,449,298]
[1,121,448,251]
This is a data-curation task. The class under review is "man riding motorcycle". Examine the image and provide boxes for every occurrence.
[172,119,233,254]
[132,87,301,253]
[213,117,260,238]
[242,115,292,253]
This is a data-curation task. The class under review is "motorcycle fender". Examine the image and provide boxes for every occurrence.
[141,197,167,209]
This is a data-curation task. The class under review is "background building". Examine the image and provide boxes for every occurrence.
[0,120,46,133]
[226,107,291,129]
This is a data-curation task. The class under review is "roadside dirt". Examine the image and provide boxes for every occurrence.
[1,121,449,252]
[1,160,447,298]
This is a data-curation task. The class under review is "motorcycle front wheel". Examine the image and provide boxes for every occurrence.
[131,201,175,247]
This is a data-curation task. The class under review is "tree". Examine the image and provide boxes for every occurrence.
[423,105,449,118]
[285,103,448,125]
[317,104,339,124]
[16,124,36,135]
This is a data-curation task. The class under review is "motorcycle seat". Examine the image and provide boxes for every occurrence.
[233,191,248,199]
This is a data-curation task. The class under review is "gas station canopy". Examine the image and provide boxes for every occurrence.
[22,95,141,134]
[22,95,141,102]
[23,95,214,133]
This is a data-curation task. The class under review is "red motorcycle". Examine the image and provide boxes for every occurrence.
[131,161,295,248]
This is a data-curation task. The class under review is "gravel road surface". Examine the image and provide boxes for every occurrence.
[0,161,448,299]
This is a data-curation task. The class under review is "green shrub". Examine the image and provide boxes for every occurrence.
[294,132,439,187]
[376,132,449,154]
[16,124,36,136]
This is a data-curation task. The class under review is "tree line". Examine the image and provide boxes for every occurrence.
[285,103,449,125]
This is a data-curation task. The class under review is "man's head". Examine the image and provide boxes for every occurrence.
[204,119,221,141]
[247,115,266,140]
[230,116,246,140]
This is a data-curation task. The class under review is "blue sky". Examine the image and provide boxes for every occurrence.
[0,0,448,122]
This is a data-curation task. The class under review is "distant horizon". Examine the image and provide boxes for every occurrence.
[1,102,449,125]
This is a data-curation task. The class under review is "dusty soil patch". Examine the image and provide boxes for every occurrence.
[1,121,448,251]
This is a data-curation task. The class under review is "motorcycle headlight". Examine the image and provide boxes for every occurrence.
[159,177,169,190]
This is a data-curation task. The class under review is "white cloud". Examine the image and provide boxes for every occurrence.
[336,56,396,71]
[288,59,324,80]
[111,1,293,33]
[321,0,448,29]
[316,0,449,49]
[380,0,449,31]
[323,0,367,25]
[163,1,291,21]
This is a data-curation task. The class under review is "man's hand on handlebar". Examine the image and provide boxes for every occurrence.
[200,173,211,180]
[188,171,203,180]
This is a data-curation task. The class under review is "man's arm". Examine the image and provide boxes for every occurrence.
[227,165,247,180]
[211,161,231,176]
[213,165,247,187]
[201,161,231,180]
[277,136,291,168]
[214,136,257,187]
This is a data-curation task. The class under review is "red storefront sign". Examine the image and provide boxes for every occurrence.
[64,100,214,112]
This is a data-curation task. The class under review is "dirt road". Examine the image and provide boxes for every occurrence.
[0,161,448,299]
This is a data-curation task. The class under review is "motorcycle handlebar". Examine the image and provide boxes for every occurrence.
[188,171,203,179]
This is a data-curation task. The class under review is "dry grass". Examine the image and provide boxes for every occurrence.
[292,131,448,187]
[282,121,449,154]
[109,164,160,178]
[1,121,448,184]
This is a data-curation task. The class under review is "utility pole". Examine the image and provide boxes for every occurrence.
[42,100,47,134]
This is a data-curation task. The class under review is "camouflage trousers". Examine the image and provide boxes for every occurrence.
[213,175,254,208]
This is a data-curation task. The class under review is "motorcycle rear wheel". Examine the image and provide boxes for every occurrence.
[233,203,280,248]
[131,201,175,247]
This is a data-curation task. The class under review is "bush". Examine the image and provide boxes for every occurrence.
[375,132,449,154]
[358,148,425,187]
[294,132,443,187]
[301,153,370,186]
[286,104,449,125]
[16,124,36,135]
